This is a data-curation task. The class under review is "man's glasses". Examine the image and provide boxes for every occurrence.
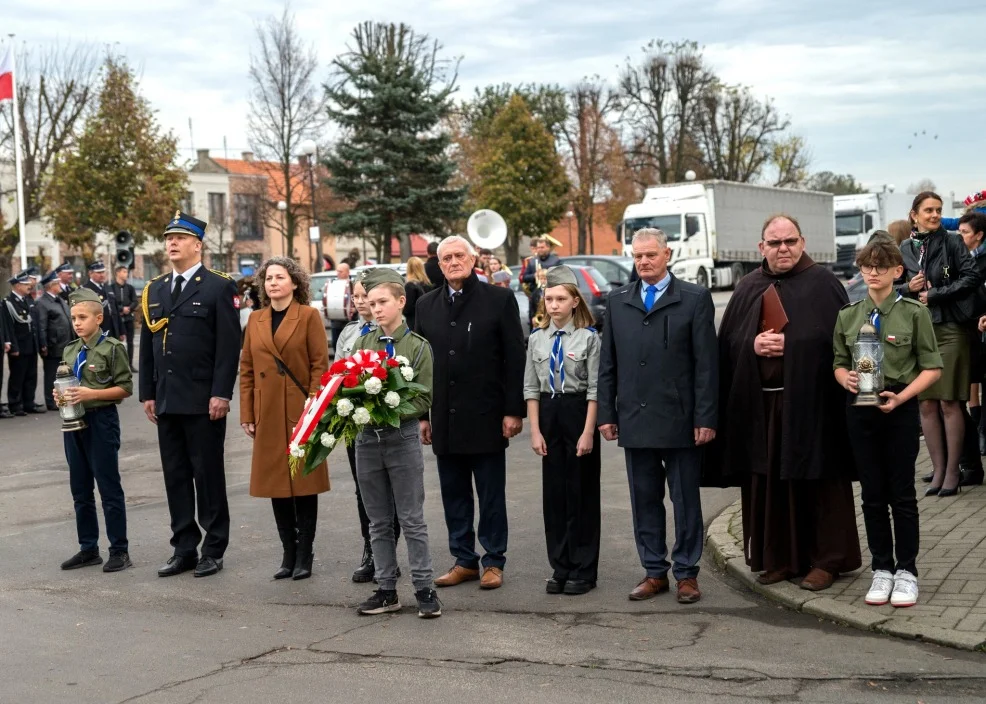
[761,237,802,249]
[859,264,890,275]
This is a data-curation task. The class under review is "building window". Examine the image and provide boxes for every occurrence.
[179,191,194,215]
[208,192,227,226]
[234,193,263,241]
[238,254,262,276]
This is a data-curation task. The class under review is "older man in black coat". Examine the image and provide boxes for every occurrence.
[598,228,718,605]
[415,235,526,590]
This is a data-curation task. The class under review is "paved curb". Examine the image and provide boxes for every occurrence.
[705,500,986,652]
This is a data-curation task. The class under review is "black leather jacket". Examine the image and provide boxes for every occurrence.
[899,230,982,325]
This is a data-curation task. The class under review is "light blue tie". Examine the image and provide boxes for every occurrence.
[549,331,566,397]
[643,284,658,312]
[360,322,372,336]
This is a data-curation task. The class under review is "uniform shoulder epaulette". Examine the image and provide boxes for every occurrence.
[209,269,233,280]
[840,299,864,310]
[529,327,543,338]
[406,330,429,344]
[898,296,922,306]
[104,336,126,348]
[586,326,597,333]
[148,272,168,283]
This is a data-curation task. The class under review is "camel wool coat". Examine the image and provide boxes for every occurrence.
[240,301,330,498]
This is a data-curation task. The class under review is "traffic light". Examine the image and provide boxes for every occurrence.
[115,230,134,270]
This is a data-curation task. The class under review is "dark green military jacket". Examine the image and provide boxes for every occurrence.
[354,323,433,420]
[833,292,942,386]
[61,329,133,409]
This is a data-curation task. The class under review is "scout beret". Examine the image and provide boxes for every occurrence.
[164,209,207,240]
[359,267,405,293]
[69,288,103,306]
[545,265,578,288]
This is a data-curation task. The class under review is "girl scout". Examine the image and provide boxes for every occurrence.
[524,265,601,595]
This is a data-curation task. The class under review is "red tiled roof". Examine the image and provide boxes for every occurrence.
[390,234,431,259]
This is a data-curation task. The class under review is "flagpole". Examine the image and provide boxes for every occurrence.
[8,36,28,271]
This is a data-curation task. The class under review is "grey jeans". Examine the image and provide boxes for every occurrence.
[355,419,434,591]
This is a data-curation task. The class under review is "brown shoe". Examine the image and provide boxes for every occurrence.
[799,568,835,592]
[434,565,480,588]
[480,566,503,589]
[756,569,795,585]
[676,577,701,604]
[628,576,669,601]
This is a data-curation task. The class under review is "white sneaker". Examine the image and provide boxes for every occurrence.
[890,570,919,608]
[864,570,895,605]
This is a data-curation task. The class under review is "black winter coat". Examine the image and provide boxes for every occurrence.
[414,273,527,455]
[899,230,982,324]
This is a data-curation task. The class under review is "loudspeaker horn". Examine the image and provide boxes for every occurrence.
[466,209,507,250]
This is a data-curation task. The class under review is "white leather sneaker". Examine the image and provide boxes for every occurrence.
[890,570,919,608]
[864,570,895,605]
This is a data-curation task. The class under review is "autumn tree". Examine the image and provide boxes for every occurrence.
[908,178,937,194]
[247,7,328,267]
[559,77,617,254]
[473,95,569,264]
[324,22,464,262]
[805,171,867,195]
[772,135,812,188]
[44,55,187,254]
[0,41,99,279]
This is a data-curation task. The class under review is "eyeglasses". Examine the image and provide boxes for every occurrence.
[761,237,802,249]
[859,264,890,275]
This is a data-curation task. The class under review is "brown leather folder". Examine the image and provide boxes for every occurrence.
[760,283,789,332]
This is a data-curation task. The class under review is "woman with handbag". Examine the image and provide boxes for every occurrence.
[240,257,330,579]
[902,192,983,497]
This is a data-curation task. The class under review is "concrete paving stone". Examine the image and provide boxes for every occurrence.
[801,598,890,630]
[879,620,986,650]
[937,580,969,594]
[956,615,986,632]
[752,580,819,610]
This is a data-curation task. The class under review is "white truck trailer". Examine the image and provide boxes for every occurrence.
[620,180,835,289]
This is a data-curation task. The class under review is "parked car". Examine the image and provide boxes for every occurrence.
[310,271,336,330]
[572,265,612,329]
[559,255,635,287]
[508,278,532,338]
[846,272,868,303]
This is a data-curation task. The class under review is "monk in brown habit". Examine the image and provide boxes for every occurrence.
[715,214,861,591]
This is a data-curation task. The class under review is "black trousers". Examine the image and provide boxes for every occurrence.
[436,451,508,570]
[7,350,39,412]
[156,414,230,559]
[42,354,61,408]
[347,443,399,543]
[64,405,128,553]
[122,319,135,367]
[846,393,920,576]
[539,393,600,583]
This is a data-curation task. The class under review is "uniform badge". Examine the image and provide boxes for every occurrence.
[566,351,576,359]
[195,276,201,282]
[887,335,897,342]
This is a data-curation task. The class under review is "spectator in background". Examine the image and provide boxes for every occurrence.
[478,248,493,271]
[425,241,445,289]
[112,266,138,372]
[888,219,912,247]
[489,255,509,278]
[959,212,986,486]
[329,263,352,350]
[521,237,562,290]
[901,192,982,497]
[403,257,432,331]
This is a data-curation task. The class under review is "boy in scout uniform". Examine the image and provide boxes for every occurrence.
[58,288,133,573]
[833,238,943,609]
[352,268,441,618]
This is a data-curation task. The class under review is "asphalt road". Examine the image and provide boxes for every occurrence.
[1,290,985,703]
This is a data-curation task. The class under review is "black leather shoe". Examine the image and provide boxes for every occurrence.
[158,555,197,577]
[46,405,59,412]
[0,406,13,419]
[61,550,102,570]
[545,577,565,594]
[194,556,223,577]
[960,467,985,487]
[352,540,374,583]
[25,406,46,414]
[563,579,596,595]
[13,410,26,417]
[921,471,934,483]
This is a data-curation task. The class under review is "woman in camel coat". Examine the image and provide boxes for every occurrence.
[240,257,330,581]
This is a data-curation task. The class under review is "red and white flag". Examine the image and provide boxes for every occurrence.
[0,46,13,102]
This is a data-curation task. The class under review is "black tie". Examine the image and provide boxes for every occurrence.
[172,275,185,305]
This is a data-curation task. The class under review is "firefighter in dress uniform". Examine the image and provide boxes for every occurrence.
[82,260,124,340]
[2,271,44,415]
[139,211,240,579]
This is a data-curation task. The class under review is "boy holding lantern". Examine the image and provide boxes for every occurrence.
[57,288,133,573]
[833,238,941,608]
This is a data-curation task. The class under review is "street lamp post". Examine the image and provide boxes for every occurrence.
[277,200,288,257]
[566,210,574,254]
[299,139,322,272]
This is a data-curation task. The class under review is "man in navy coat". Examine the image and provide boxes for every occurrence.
[139,211,240,578]
[597,228,718,604]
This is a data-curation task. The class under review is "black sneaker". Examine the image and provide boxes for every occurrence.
[103,552,133,572]
[357,589,401,615]
[415,588,442,618]
[61,550,102,570]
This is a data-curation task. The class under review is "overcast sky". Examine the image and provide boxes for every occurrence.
[5,0,984,202]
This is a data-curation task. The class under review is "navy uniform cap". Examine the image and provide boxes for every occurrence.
[164,209,207,240]
[545,265,578,288]
[25,265,40,278]
[8,271,32,285]
[55,262,74,274]
[87,260,106,272]
[41,271,59,286]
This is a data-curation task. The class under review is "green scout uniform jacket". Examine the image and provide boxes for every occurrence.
[61,330,133,409]
[833,293,943,386]
[523,321,600,400]
[354,323,434,419]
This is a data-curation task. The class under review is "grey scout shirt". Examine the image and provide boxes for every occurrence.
[335,317,376,359]
[524,320,600,400]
